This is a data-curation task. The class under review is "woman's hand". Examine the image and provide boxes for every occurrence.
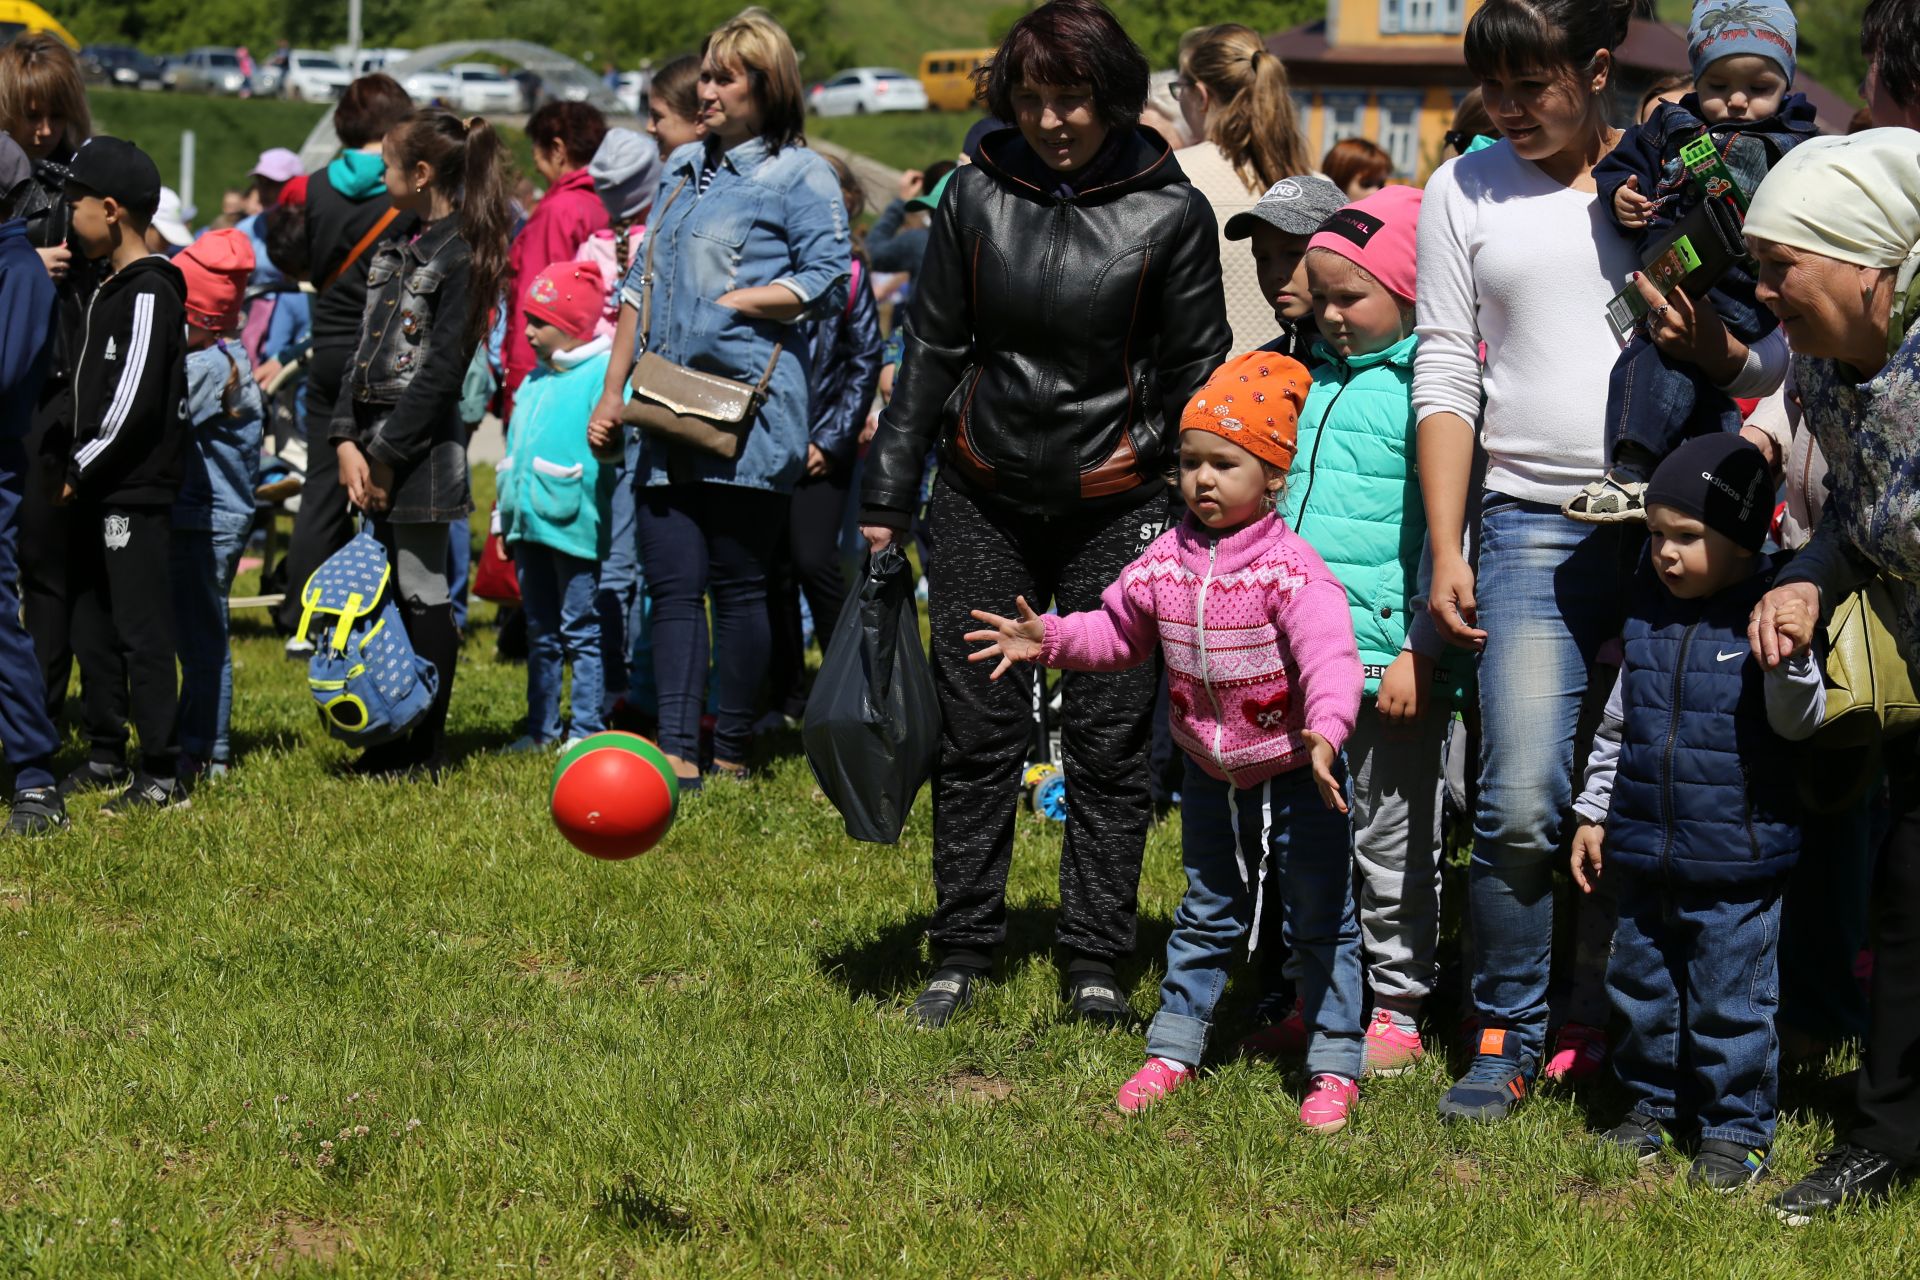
[805,443,831,478]
[1571,821,1605,893]
[1748,582,1820,669]
[1428,554,1488,650]
[965,595,1047,680]
[1301,730,1350,814]
[1376,651,1433,725]
[1635,276,1744,383]
[860,524,895,555]
[36,244,70,282]
[338,442,387,514]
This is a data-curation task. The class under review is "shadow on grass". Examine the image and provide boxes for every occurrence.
[816,904,1175,1008]
[593,1179,695,1240]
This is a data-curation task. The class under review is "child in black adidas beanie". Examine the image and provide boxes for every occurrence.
[1567,433,1825,1192]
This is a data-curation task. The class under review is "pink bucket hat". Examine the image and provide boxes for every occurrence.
[1307,184,1422,305]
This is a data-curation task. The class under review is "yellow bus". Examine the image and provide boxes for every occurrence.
[0,2,78,47]
[918,49,994,113]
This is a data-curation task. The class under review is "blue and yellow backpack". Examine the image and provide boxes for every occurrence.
[300,526,438,746]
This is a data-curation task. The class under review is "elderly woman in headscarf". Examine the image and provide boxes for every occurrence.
[1744,128,1920,1225]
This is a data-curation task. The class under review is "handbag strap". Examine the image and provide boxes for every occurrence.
[639,173,785,402]
[323,206,400,292]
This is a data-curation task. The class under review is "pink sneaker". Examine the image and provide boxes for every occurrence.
[1299,1073,1359,1133]
[1363,1008,1425,1077]
[1543,1021,1609,1084]
[1116,1059,1191,1113]
[1238,996,1307,1059]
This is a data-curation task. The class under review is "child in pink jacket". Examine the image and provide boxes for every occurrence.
[968,351,1367,1132]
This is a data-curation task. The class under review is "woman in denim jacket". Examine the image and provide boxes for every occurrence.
[590,9,849,790]
[332,110,514,779]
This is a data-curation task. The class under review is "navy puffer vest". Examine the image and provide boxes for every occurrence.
[1607,558,1802,884]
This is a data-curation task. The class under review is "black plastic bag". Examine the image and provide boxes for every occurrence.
[803,546,940,843]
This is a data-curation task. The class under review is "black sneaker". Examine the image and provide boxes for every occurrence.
[1437,1026,1537,1124]
[1771,1143,1911,1225]
[907,967,978,1030]
[1689,1139,1769,1192]
[6,786,69,836]
[100,775,190,817]
[1066,971,1135,1030]
[1599,1110,1675,1165]
[58,759,130,798]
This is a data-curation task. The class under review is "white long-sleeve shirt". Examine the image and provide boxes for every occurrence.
[1414,143,1787,506]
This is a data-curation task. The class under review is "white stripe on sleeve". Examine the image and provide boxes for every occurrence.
[76,292,155,473]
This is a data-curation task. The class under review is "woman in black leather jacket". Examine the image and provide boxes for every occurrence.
[860,0,1230,1029]
[767,155,883,716]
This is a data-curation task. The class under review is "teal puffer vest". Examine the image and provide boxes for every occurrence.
[1277,333,1425,697]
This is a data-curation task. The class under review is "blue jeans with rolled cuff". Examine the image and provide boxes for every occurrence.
[1147,758,1365,1080]
[514,541,605,743]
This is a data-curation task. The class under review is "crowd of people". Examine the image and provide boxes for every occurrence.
[3,0,1920,1228]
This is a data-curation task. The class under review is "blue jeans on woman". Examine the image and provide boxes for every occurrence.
[514,541,605,743]
[170,527,246,765]
[635,483,786,767]
[1147,758,1366,1080]
[1470,495,1641,1065]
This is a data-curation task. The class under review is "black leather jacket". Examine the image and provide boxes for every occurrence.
[862,126,1228,523]
[331,215,474,523]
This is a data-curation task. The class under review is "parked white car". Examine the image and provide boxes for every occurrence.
[807,67,928,117]
[283,48,352,100]
[449,63,523,115]
[613,70,648,116]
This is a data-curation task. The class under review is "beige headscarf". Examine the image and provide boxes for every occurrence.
[1746,128,1920,348]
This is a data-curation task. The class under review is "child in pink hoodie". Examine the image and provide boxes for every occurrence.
[968,350,1367,1131]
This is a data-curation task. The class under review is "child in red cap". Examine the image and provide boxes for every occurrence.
[497,263,617,751]
[171,227,266,780]
[966,350,1371,1133]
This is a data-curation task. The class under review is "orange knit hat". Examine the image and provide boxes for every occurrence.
[1178,350,1310,472]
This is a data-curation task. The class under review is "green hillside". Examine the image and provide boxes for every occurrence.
[813,0,1004,71]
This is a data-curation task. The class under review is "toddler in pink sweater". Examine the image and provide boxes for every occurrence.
[968,351,1367,1132]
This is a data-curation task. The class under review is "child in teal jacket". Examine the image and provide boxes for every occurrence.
[1253,186,1457,1077]
[498,265,615,750]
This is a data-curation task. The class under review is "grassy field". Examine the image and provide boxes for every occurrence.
[818,0,1000,77]
[0,471,1916,1276]
[808,112,978,173]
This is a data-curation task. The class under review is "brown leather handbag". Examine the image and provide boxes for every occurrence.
[623,177,781,460]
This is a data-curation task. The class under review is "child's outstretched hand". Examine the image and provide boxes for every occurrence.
[1571,821,1606,893]
[1300,730,1349,815]
[1612,175,1653,229]
[966,595,1047,680]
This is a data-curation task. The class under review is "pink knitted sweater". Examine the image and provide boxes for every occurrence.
[1041,514,1362,788]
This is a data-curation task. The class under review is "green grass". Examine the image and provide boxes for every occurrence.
[819,0,1000,77]
[0,469,1915,1275]
[808,112,978,172]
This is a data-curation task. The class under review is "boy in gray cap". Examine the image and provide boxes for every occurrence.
[1223,175,1347,363]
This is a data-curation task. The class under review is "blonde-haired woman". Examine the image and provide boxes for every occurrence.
[590,6,848,790]
[1175,24,1314,351]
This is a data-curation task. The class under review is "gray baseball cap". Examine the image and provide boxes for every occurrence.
[1224,174,1348,240]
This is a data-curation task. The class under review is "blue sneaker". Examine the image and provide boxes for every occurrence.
[1437,1025,1536,1124]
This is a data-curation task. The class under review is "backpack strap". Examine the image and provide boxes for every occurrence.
[324,206,401,292]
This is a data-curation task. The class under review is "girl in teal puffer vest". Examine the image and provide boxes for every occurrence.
[1264,186,1457,1076]
[497,265,616,750]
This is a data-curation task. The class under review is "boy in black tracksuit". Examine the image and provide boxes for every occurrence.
[58,137,190,813]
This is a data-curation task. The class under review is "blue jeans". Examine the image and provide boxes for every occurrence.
[598,436,646,713]
[1609,869,1783,1147]
[1471,496,1640,1063]
[1604,333,1742,469]
[170,526,246,764]
[1147,759,1365,1079]
[514,541,605,742]
[0,436,57,791]
[447,515,471,630]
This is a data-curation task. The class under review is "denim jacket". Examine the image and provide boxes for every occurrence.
[331,215,475,524]
[174,339,264,535]
[621,137,850,493]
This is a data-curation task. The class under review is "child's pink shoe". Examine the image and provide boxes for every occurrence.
[1543,1021,1608,1084]
[1238,996,1307,1059]
[1299,1073,1359,1133]
[1116,1059,1191,1113]
[1363,1008,1424,1077]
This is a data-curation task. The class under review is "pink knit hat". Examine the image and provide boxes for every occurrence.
[523,263,606,343]
[1307,184,1422,305]
[174,228,256,332]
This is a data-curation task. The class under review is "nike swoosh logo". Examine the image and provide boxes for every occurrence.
[1716,649,1746,662]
